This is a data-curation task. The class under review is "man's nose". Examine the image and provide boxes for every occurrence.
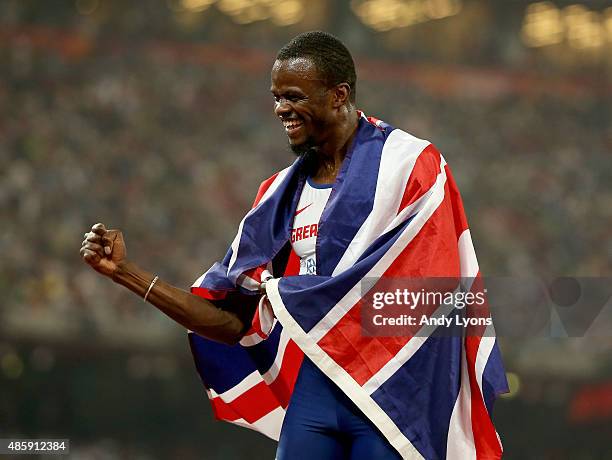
[274,99,291,117]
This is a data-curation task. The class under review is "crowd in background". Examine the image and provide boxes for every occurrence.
[1,41,285,346]
[2,28,610,346]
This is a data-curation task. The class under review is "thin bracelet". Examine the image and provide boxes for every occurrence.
[143,275,159,302]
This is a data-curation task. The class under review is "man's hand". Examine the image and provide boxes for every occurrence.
[78,222,247,344]
[80,223,126,277]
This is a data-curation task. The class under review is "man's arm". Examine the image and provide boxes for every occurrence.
[80,223,249,345]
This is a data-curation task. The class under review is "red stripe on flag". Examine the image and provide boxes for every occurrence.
[319,192,461,385]
[210,381,280,424]
[267,339,304,408]
[398,144,442,213]
[209,340,303,423]
[253,172,280,208]
[244,265,265,280]
[209,394,241,422]
[465,335,503,459]
[444,165,470,239]
[366,116,385,130]
[284,249,301,276]
[250,306,268,339]
[463,276,502,459]
[191,286,228,301]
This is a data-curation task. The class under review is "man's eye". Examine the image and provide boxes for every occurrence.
[274,95,303,103]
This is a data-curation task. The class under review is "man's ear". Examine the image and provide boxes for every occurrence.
[332,83,351,108]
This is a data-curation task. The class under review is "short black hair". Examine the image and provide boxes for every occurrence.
[276,31,357,103]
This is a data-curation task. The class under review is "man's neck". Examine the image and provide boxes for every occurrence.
[310,108,359,185]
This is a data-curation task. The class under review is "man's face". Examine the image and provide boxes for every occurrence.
[270,58,334,156]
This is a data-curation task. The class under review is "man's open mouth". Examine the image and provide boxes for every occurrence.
[283,119,304,135]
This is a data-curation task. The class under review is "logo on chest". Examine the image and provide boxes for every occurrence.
[291,224,318,243]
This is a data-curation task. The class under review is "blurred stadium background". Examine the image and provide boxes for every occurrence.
[1,0,611,458]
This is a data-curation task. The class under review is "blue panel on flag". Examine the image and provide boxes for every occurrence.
[245,323,283,375]
[370,336,462,460]
[199,261,238,291]
[189,333,257,394]
[482,341,508,415]
[316,121,389,276]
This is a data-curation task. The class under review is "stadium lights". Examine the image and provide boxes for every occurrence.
[522,2,610,50]
[351,0,462,32]
[217,0,305,25]
[606,8,612,41]
[167,0,304,26]
[217,0,257,16]
[521,2,564,47]
[564,5,605,49]
[271,0,306,26]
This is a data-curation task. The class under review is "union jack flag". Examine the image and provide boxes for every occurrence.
[189,113,508,459]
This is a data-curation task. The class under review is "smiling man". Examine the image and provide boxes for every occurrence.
[271,34,358,182]
[81,31,507,459]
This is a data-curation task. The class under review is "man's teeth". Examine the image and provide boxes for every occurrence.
[283,120,303,130]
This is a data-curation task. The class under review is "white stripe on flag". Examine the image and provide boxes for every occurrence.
[229,405,285,441]
[208,371,261,403]
[446,346,477,459]
[191,271,207,289]
[381,156,446,236]
[239,332,265,347]
[458,229,479,279]
[475,327,495,402]
[239,312,277,347]
[262,327,291,383]
[236,273,262,291]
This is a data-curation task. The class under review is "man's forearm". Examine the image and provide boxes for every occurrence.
[111,261,246,345]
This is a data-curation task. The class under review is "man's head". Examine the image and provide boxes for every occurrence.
[270,31,357,157]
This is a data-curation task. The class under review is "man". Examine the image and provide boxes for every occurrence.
[81,31,507,459]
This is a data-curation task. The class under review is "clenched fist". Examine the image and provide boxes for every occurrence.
[80,223,127,277]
